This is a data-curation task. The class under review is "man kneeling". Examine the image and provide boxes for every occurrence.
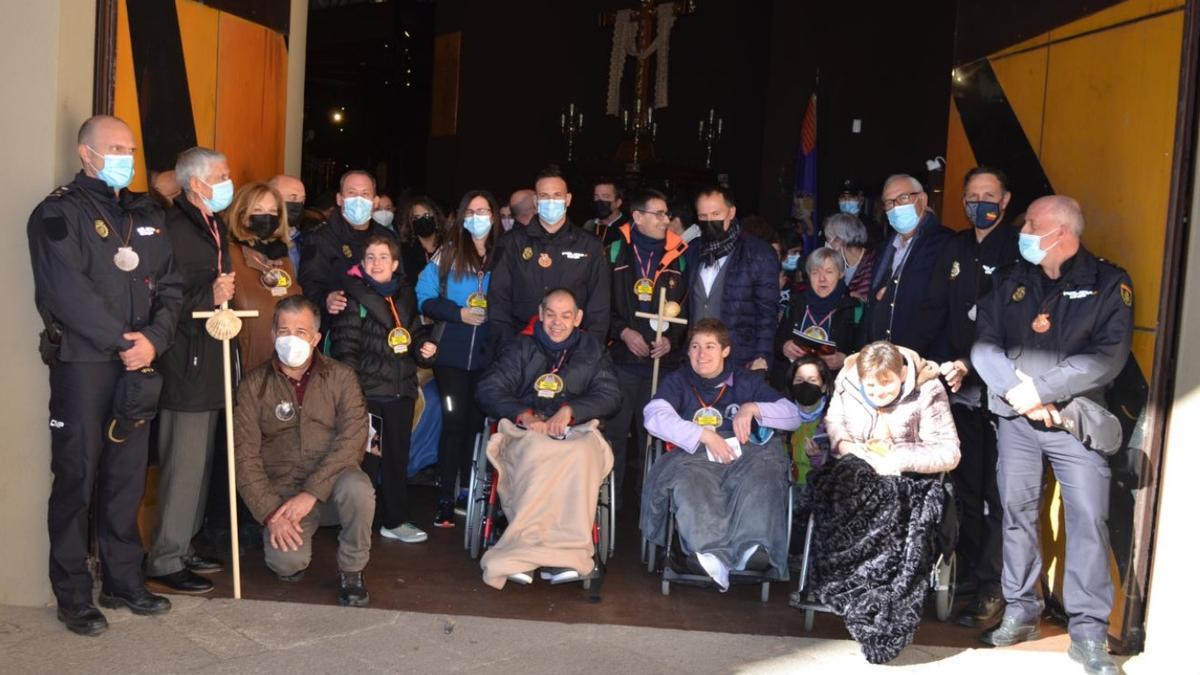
[234,296,375,606]
[641,319,802,589]
[475,288,620,588]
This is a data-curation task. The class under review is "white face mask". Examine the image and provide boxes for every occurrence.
[372,209,395,228]
[275,335,313,368]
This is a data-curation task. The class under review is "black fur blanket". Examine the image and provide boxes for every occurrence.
[808,455,949,664]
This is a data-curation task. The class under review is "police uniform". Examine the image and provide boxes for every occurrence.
[971,246,1133,643]
[26,171,183,610]
[910,220,1020,603]
[487,217,610,350]
[298,207,396,314]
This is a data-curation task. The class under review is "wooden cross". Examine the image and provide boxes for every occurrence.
[192,302,259,599]
[634,287,688,396]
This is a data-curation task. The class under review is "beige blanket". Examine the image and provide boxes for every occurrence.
[480,419,613,589]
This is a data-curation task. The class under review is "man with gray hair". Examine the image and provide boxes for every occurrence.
[972,195,1131,675]
[863,173,951,349]
[147,146,237,595]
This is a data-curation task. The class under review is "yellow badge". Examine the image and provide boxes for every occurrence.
[1012,286,1026,302]
[949,261,960,279]
[342,244,353,259]
[521,246,533,261]
[94,220,109,239]
[1120,283,1133,307]
[534,372,565,398]
[387,327,411,355]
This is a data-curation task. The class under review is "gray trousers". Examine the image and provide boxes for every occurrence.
[263,467,375,576]
[146,409,219,576]
[996,415,1113,641]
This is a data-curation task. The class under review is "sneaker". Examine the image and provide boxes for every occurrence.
[380,522,428,543]
[540,567,589,584]
[507,571,534,585]
[434,501,456,529]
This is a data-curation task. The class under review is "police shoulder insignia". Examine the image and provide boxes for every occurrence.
[949,261,960,279]
[94,220,110,239]
[521,246,533,261]
[1120,283,1133,307]
[341,244,353,259]
[49,186,69,198]
[1011,285,1026,302]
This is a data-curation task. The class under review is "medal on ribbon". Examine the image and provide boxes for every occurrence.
[384,296,412,355]
[534,372,565,399]
[114,246,140,272]
[262,268,293,297]
[467,291,488,309]
[634,277,654,302]
[275,401,296,422]
[690,382,729,430]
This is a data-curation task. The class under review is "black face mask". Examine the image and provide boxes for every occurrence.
[698,218,727,242]
[594,199,613,219]
[285,201,304,226]
[412,214,438,238]
[248,214,280,240]
[792,382,824,407]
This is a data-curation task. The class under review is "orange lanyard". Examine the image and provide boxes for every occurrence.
[384,296,403,330]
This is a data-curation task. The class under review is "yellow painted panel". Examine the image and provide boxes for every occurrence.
[1048,0,1185,42]
[1039,11,1183,381]
[215,13,288,186]
[990,31,1050,60]
[989,46,1048,155]
[1132,331,1155,381]
[176,0,220,148]
[112,0,147,193]
[940,97,977,232]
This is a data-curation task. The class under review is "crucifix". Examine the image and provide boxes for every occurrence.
[192,303,259,599]
[634,287,688,398]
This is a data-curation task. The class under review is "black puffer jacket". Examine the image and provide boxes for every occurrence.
[328,267,434,398]
[476,328,620,422]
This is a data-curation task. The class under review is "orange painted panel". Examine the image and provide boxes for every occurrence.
[1048,0,1185,43]
[113,0,147,192]
[214,12,288,187]
[940,97,977,232]
[989,46,1049,155]
[176,0,220,148]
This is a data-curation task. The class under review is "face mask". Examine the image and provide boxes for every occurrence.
[838,199,861,216]
[1019,230,1059,265]
[501,217,515,231]
[464,214,493,239]
[965,201,1002,230]
[202,179,234,213]
[372,209,395,228]
[285,201,304,226]
[792,382,824,406]
[697,219,726,242]
[342,196,373,225]
[88,147,135,190]
[248,214,279,240]
[274,335,312,368]
[782,252,801,271]
[412,213,438,237]
[538,198,567,224]
[594,199,613,219]
[748,423,774,446]
[886,203,920,234]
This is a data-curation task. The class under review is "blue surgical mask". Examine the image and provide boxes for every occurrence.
[965,201,1002,229]
[1018,230,1059,265]
[538,198,566,224]
[464,214,493,239]
[749,424,774,446]
[838,199,861,216]
[887,203,920,234]
[342,195,373,226]
[88,147,135,190]
[782,252,801,271]
[202,179,234,212]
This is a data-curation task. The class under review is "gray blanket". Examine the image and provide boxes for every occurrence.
[640,436,791,580]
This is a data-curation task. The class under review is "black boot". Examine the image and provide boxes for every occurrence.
[98,587,172,616]
[56,604,108,636]
[146,569,214,595]
[337,570,369,607]
[980,616,1040,647]
[1068,639,1120,675]
[957,591,1006,628]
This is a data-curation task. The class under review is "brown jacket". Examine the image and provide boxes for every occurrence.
[825,346,960,474]
[229,243,302,372]
[234,351,368,523]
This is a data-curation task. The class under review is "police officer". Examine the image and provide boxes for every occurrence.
[298,170,396,323]
[488,166,610,350]
[27,115,182,635]
[971,195,1129,675]
[910,166,1021,629]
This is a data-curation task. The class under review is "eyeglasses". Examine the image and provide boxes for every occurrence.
[463,208,492,217]
[636,209,670,220]
[882,191,922,210]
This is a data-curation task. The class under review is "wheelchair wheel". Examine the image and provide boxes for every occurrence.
[934,552,957,622]
[464,429,487,551]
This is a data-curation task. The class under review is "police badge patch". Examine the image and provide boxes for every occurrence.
[949,261,960,279]
[522,246,533,261]
[1012,286,1026,302]
[1120,283,1133,307]
[342,244,353,259]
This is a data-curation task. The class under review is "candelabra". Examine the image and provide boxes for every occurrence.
[698,107,723,169]
[560,103,584,163]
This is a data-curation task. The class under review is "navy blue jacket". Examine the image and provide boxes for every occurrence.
[653,365,786,437]
[863,211,952,350]
[691,230,781,369]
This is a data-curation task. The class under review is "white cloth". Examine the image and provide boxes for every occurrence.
[699,255,729,295]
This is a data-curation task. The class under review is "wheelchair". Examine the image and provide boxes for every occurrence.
[789,472,959,631]
[463,418,615,591]
[641,437,795,603]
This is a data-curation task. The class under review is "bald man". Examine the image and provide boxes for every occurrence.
[509,188,536,228]
[27,115,183,634]
[269,174,307,270]
[972,195,1130,675]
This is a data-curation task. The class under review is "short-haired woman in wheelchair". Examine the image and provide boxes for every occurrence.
[641,318,802,590]
[810,340,960,664]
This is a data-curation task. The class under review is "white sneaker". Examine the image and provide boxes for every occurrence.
[380,523,428,543]
[507,571,534,585]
